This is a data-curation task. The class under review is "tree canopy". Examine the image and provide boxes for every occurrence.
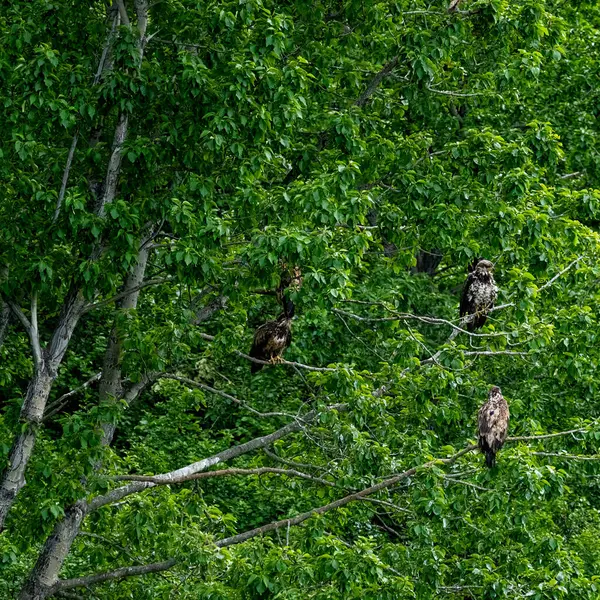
[1,0,600,598]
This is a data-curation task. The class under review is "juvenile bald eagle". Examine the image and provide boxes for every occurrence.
[478,386,510,468]
[249,299,294,374]
[460,258,497,331]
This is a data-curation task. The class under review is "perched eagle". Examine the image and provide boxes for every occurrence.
[249,299,294,374]
[459,258,497,331]
[478,386,510,468]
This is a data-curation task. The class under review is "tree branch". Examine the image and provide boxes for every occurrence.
[52,560,177,593]
[113,467,337,488]
[157,373,296,418]
[43,373,102,421]
[537,257,583,293]
[5,299,32,334]
[115,0,130,26]
[52,423,600,592]
[53,130,80,223]
[332,307,512,338]
[0,301,10,348]
[507,428,590,442]
[461,350,528,357]
[29,291,43,369]
[86,403,347,512]
[531,452,600,461]
[354,56,399,107]
[426,84,486,97]
[83,278,170,313]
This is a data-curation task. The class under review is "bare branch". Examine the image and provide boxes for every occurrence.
[158,373,296,418]
[426,84,487,98]
[113,467,337,488]
[29,291,43,369]
[358,497,414,514]
[354,56,399,107]
[462,350,528,357]
[507,428,590,442]
[53,130,80,223]
[0,302,10,348]
[83,278,170,313]
[5,300,32,334]
[115,0,130,26]
[43,373,102,421]
[537,257,583,293]
[333,307,512,338]
[86,403,347,512]
[52,559,177,593]
[442,476,493,492]
[531,452,600,461]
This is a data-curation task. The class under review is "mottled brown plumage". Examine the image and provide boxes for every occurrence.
[478,386,510,468]
[460,259,498,331]
[249,300,294,374]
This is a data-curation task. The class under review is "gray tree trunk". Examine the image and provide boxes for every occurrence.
[0,291,87,531]
[17,243,150,600]
[0,301,10,348]
[17,503,87,600]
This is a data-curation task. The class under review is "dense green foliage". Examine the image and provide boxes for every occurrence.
[1,0,600,598]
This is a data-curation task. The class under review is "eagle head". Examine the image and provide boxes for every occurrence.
[489,385,502,397]
[476,259,494,272]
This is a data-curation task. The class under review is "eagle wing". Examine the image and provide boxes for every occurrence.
[249,321,277,373]
[478,398,509,449]
[250,322,273,357]
[460,273,476,318]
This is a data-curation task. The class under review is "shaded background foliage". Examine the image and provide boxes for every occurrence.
[1,0,600,598]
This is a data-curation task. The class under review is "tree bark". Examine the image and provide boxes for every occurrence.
[17,244,149,599]
[18,503,87,600]
[0,0,149,532]
[99,237,150,444]
[0,291,87,531]
[0,301,10,347]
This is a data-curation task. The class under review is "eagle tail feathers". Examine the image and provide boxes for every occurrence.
[251,361,263,374]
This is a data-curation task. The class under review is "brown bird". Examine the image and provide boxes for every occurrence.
[460,258,498,331]
[249,299,294,374]
[478,386,510,468]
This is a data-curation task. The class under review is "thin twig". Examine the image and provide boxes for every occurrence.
[83,278,169,313]
[158,373,295,419]
[531,452,600,461]
[43,373,102,421]
[537,257,583,293]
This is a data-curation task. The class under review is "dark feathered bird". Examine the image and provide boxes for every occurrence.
[478,386,510,468]
[249,299,294,374]
[460,258,497,331]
